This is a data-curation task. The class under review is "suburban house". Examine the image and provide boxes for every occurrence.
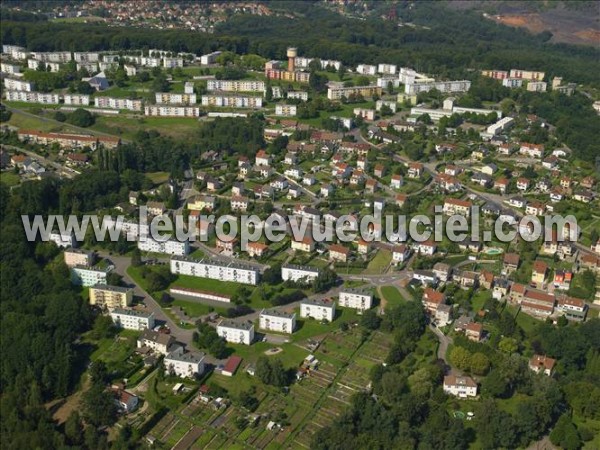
[137,330,176,355]
[329,244,350,263]
[528,355,556,376]
[422,288,446,313]
[503,253,520,274]
[392,244,411,264]
[443,375,478,398]
[443,198,472,217]
[531,260,548,286]
[291,236,315,253]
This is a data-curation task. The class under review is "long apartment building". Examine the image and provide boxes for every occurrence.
[265,68,311,83]
[2,45,28,60]
[144,105,200,117]
[405,80,471,95]
[170,255,259,285]
[275,104,297,117]
[17,129,120,149]
[338,288,373,312]
[155,92,197,105]
[509,69,545,81]
[73,52,100,62]
[30,51,72,63]
[1,63,21,75]
[94,97,143,111]
[28,59,60,72]
[89,284,134,310]
[206,79,266,93]
[6,91,60,104]
[63,94,91,106]
[201,94,263,109]
[200,51,222,65]
[110,308,155,330]
[4,78,34,92]
[327,85,382,101]
[137,237,190,256]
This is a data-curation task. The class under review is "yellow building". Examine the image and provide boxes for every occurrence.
[89,285,134,310]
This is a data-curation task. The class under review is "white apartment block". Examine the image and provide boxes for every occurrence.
[76,61,99,72]
[94,97,143,111]
[140,56,161,67]
[49,231,76,248]
[375,100,398,113]
[207,79,266,93]
[137,237,190,256]
[259,309,296,334]
[164,347,205,378]
[63,94,90,106]
[170,256,259,285]
[201,94,263,108]
[6,91,60,104]
[30,51,72,63]
[338,289,373,312]
[71,266,109,287]
[89,284,134,310]
[124,64,137,77]
[28,59,60,72]
[377,63,397,75]
[64,248,94,267]
[321,59,342,70]
[99,62,117,72]
[377,76,402,88]
[399,67,435,85]
[3,45,28,60]
[486,117,514,135]
[73,52,99,62]
[110,308,155,330]
[144,105,200,117]
[356,64,377,75]
[217,320,255,345]
[163,57,184,68]
[155,92,197,104]
[200,51,222,65]
[527,81,548,92]
[281,264,320,283]
[405,80,471,95]
[327,85,382,101]
[184,82,194,94]
[300,298,336,322]
[287,90,308,101]
[1,63,21,74]
[502,78,524,88]
[4,78,33,92]
[275,104,297,116]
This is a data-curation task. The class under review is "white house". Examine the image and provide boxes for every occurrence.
[217,319,255,345]
[443,375,478,398]
[300,298,336,322]
[137,329,175,355]
[110,308,155,330]
[49,231,76,248]
[259,309,296,334]
[338,289,373,312]
[164,347,205,378]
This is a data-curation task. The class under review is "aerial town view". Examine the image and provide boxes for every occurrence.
[0,1,599,449]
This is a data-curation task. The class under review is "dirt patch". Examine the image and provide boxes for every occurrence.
[49,376,91,424]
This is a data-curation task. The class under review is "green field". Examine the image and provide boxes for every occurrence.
[363,249,392,274]
[171,274,249,297]
[91,115,201,140]
[0,171,21,187]
[379,285,406,308]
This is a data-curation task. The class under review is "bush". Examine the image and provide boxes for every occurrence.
[67,108,95,127]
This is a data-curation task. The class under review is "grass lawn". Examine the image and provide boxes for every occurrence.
[470,291,492,313]
[171,274,250,297]
[380,285,406,308]
[6,108,82,133]
[507,305,541,336]
[171,299,228,317]
[91,115,200,141]
[146,171,170,185]
[0,171,21,187]
[363,249,392,275]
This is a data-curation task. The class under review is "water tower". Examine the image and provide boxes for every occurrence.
[287,47,297,72]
